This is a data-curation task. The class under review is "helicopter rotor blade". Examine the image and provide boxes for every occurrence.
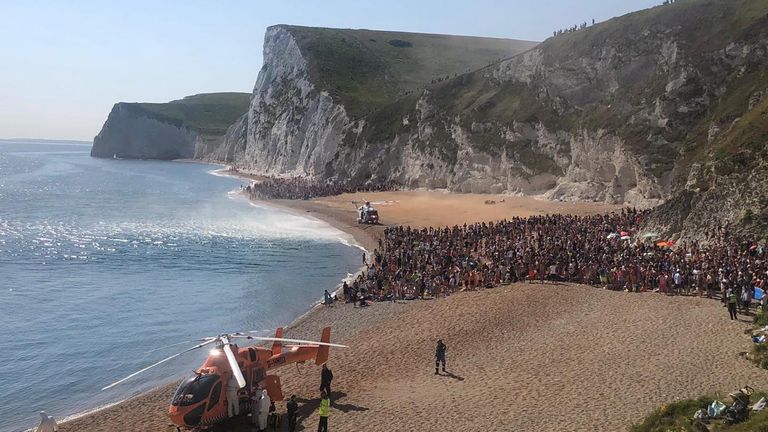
[243,335,347,348]
[102,338,218,390]
[146,337,215,353]
[221,338,246,389]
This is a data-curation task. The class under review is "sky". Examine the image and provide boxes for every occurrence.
[0,0,660,141]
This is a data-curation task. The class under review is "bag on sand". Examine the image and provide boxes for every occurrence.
[753,397,767,412]
[708,400,727,417]
[267,412,280,428]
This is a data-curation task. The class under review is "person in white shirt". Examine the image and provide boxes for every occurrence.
[227,374,240,417]
[257,389,270,431]
[35,411,57,432]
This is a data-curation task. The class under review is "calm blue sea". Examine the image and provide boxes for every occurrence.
[0,140,361,432]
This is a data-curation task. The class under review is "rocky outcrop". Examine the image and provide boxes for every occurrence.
[91,104,199,160]
[239,26,349,176]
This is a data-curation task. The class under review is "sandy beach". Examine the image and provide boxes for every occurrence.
[57,191,768,432]
[268,190,624,253]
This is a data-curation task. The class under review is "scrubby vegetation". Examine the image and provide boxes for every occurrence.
[631,392,768,432]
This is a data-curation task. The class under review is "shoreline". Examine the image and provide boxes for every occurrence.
[52,169,372,432]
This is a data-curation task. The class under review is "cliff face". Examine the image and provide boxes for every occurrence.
[91,103,199,159]
[240,26,350,176]
[205,25,538,177]
[91,93,250,160]
[93,2,768,239]
[204,2,767,239]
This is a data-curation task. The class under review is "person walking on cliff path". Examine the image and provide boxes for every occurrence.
[435,339,447,375]
[319,364,333,401]
[318,390,330,432]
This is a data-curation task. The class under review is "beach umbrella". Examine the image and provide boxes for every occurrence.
[620,231,629,237]
[642,232,659,238]
[607,233,619,239]
[656,241,669,248]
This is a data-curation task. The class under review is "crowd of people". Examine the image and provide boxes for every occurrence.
[553,19,595,37]
[244,177,400,200]
[340,208,767,318]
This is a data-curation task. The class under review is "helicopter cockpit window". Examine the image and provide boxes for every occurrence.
[172,374,220,406]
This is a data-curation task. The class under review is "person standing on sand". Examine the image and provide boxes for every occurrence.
[320,364,333,400]
[727,287,738,320]
[258,389,270,431]
[287,395,299,432]
[227,374,240,417]
[318,390,330,432]
[435,339,447,374]
[673,269,682,295]
[34,411,57,432]
[251,387,262,429]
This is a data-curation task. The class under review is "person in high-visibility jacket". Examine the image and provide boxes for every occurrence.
[727,288,738,320]
[317,390,330,432]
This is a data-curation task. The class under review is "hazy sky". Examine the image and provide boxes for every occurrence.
[0,0,659,141]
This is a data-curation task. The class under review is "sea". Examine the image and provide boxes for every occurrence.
[0,140,362,432]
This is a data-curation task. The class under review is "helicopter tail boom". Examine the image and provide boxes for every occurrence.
[315,327,331,365]
[272,327,284,356]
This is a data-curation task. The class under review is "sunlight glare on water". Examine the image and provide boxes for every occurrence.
[0,140,361,432]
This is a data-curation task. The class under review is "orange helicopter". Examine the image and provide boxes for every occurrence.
[103,327,345,430]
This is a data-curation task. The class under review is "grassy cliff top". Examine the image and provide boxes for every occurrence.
[279,25,538,117]
[122,92,251,137]
[541,0,768,62]
[430,0,768,148]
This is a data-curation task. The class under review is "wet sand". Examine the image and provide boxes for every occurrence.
[58,191,768,432]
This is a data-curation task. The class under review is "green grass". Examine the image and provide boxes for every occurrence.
[541,0,768,63]
[282,25,538,118]
[123,92,250,137]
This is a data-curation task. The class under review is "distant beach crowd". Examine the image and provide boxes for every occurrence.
[235,173,767,313]
[343,208,767,313]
